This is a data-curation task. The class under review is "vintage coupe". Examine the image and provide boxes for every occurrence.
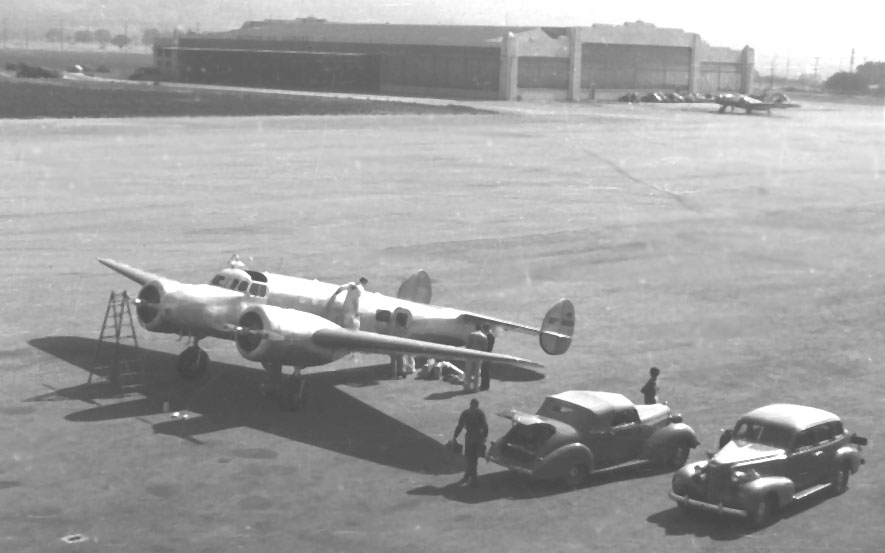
[669,404,867,527]
[486,390,699,487]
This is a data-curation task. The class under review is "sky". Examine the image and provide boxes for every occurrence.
[6,1,885,77]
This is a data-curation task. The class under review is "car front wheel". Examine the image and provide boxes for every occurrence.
[665,444,690,470]
[748,495,778,528]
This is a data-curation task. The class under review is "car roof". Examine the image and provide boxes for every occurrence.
[741,404,839,432]
[548,391,634,417]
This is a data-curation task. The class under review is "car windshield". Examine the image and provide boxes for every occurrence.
[732,420,792,449]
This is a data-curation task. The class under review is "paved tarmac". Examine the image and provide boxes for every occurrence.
[1,95,883,552]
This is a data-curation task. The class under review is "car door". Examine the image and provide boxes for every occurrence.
[586,408,644,468]
[788,425,835,490]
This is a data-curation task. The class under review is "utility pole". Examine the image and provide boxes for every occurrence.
[785,58,791,80]
[849,48,855,72]
[769,56,777,90]
[814,57,820,78]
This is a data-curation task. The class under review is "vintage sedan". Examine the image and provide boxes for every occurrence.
[669,404,867,527]
[486,390,699,487]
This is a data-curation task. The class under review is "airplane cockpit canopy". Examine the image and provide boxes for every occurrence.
[209,268,268,297]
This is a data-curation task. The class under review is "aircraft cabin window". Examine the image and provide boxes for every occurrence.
[376,310,391,323]
[237,281,249,292]
[229,279,240,290]
[395,312,409,327]
[211,275,225,286]
[249,283,261,296]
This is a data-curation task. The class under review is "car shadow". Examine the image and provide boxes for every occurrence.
[647,488,836,540]
[27,335,461,476]
[407,460,667,504]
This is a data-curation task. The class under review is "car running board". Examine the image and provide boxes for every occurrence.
[793,482,830,501]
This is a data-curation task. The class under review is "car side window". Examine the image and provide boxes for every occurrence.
[611,408,639,428]
[793,429,815,452]
[812,424,833,445]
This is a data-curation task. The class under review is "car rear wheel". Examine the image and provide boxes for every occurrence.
[748,494,778,528]
[562,463,589,489]
[831,462,850,495]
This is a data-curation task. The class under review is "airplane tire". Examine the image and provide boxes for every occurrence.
[177,346,209,380]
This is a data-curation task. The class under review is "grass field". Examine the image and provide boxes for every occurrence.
[0,96,883,552]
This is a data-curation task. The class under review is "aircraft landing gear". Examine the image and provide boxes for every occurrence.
[259,363,306,410]
[177,344,209,380]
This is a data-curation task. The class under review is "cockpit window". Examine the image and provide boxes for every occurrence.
[248,283,268,297]
[237,281,249,292]
[211,275,225,286]
[229,278,240,290]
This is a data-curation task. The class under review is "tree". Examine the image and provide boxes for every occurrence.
[94,28,112,47]
[824,71,868,94]
[855,61,885,87]
[73,29,94,43]
[110,34,130,49]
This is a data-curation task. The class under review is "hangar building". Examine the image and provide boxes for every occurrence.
[154,20,754,101]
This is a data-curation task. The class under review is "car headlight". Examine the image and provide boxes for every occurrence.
[730,468,760,484]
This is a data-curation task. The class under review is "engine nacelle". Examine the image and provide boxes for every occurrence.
[136,279,184,334]
[136,279,242,338]
[236,305,344,367]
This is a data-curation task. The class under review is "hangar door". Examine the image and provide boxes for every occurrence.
[581,43,692,90]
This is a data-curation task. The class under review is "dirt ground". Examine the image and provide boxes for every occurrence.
[1,97,883,552]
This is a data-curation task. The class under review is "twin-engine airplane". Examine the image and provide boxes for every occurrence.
[714,92,800,115]
[97,257,575,407]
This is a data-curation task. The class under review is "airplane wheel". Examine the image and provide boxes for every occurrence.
[177,346,209,380]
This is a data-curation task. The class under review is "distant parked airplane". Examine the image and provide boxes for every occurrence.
[715,92,800,115]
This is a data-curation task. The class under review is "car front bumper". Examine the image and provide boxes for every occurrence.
[668,492,748,518]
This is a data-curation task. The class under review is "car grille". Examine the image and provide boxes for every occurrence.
[705,463,731,501]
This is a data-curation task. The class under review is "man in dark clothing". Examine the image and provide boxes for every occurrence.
[479,323,496,391]
[641,366,660,405]
[453,398,488,487]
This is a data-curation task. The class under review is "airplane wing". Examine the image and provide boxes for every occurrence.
[311,328,543,370]
[98,258,165,286]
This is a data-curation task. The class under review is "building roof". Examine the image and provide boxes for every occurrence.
[741,404,839,431]
[205,21,535,48]
[580,21,697,47]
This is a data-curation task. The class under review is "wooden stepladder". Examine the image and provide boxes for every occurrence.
[91,291,143,395]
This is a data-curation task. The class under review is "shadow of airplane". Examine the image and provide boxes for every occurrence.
[28,336,462,475]
[407,459,667,504]
[646,487,834,540]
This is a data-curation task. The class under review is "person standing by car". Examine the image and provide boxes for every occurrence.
[641,366,661,405]
[453,398,488,487]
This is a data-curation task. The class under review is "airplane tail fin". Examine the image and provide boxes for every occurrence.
[396,270,432,304]
[539,298,575,355]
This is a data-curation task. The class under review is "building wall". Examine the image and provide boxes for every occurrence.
[166,37,500,98]
[580,43,692,90]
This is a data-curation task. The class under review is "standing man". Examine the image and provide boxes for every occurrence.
[463,324,488,393]
[453,398,488,487]
[641,366,661,405]
[326,277,368,330]
[479,323,496,391]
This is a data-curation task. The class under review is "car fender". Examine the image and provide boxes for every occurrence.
[671,461,706,495]
[532,442,594,481]
[643,423,700,460]
[835,445,864,473]
[737,476,795,510]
